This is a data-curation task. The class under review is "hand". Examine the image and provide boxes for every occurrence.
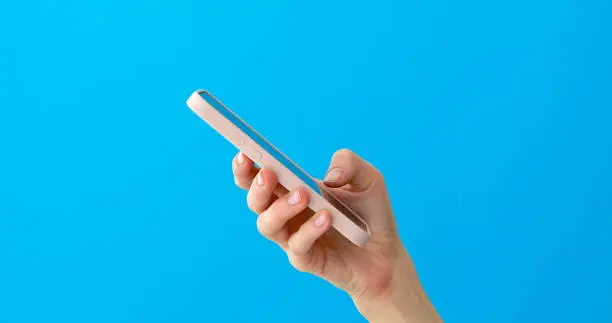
[232,149,442,323]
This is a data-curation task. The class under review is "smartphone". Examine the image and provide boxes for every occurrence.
[186,90,371,247]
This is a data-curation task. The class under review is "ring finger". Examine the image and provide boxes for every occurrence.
[257,188,310,247]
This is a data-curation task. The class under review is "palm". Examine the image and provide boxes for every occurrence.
[284,201,393,297]
[232,149,400,298]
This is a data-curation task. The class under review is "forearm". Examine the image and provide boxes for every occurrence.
[352,250,443,323]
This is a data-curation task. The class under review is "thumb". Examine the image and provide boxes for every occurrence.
[321,149,397,241]
[322,149,382,193]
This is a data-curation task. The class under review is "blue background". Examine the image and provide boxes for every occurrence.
[1,1,611,322]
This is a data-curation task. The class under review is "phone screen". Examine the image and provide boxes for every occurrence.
[199,91,368,231]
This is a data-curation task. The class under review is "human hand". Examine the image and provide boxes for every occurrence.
[232,149,442,323]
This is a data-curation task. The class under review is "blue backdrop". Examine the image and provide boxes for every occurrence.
[1,1,611,322]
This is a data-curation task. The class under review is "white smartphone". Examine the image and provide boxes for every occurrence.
[186,90,371,247]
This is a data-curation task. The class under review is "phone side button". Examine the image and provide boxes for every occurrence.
[239,146,262,164]
[226,132,244,146]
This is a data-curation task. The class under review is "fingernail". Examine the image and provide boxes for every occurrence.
[256,173,264,186]
[237,153,245,165]
[287,190,301,206]
[324,168,342,183]
[314,213,328,227]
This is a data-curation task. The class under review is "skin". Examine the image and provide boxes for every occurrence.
[232,148,443,323]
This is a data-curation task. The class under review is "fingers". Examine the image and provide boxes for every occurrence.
[233,152,258,189]
[256,188,310,246]
[232,152,333,269]
[323,148,383,191]
[233,152,289,196]
[246,168,279,214]
[287,210,332,255]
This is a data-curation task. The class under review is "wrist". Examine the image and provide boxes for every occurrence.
[351,249,443,323]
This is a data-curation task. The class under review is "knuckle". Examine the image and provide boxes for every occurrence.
[241,180,253,190]
[233,167,245,176]
[372,168,385,181]
[246,192,262,213]
[333,148,354,160]
[287,252,310,272]
[256,212,272,236]
[287,237,306,255]
[234,177,248,190]
[232,162,244,174]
